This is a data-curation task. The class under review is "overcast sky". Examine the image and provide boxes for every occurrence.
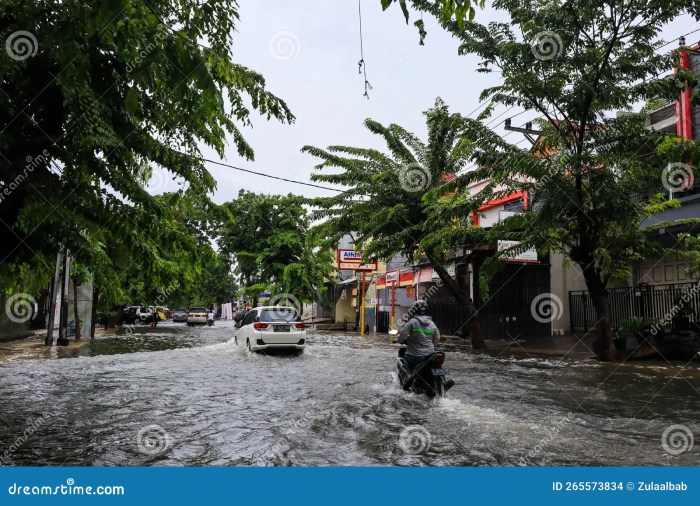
[160,1,698,204]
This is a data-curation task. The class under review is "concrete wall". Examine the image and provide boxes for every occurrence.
[66,279,93,338]
[549,252,588,334]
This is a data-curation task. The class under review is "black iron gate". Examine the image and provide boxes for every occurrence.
[479,262,552,339]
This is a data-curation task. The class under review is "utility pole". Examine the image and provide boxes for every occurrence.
[359,271,366,336]
[504,118,543,145]
[45,251,62,346]
[57,250,71,346]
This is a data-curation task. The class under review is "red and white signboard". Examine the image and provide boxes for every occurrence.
[337,249,378,271]
[385,270,399,286]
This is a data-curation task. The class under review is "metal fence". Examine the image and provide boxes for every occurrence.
[569,282,700,331]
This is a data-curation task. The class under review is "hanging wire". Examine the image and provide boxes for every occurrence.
[358,0,372,99]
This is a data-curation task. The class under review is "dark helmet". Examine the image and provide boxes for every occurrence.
[411,299,429,316]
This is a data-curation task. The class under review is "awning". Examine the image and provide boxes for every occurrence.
[333,277,357,304]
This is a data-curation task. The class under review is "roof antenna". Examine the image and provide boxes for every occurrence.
[358,0,372,99]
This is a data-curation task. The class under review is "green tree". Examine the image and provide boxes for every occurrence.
[381,0,486,44]
[219,191,333,307]
[413,0,700,360]
[0,0,293,293]
[304,98,485,349]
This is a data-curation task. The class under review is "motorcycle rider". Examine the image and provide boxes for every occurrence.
[397,299,440,374]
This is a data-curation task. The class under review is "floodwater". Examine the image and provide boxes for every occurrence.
[0,320,698,466]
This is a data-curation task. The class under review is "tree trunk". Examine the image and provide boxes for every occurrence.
[114,304,124,327]
[582,265,614,361]
[72,279,81,341]
[425,249,485,350]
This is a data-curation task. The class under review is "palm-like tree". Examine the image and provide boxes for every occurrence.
[303,98,484,348]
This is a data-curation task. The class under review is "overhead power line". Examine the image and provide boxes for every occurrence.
[181,152,344,193]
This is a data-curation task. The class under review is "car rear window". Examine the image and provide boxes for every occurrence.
[259,308,301,322]
[189,308,206,313]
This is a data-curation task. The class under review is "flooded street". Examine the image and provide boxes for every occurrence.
[1,321,699,466]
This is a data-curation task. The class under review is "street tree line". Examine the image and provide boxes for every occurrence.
[3,0,700,360]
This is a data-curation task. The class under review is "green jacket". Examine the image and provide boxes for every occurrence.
[398,316,440,356]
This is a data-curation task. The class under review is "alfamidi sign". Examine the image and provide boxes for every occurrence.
[337,249,378,271]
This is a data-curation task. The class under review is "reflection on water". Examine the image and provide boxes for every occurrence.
[0,321,698,466]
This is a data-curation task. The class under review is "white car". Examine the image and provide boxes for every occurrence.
[187,307,207,326]
[234,306,306,352]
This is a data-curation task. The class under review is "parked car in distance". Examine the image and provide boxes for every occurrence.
[138,306,155,323]
[122,306,141,324]
[234,306,306,352]
[187,307,207,326]
[172,309,188,323]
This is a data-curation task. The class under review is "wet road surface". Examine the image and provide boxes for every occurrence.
[1,320,699,466]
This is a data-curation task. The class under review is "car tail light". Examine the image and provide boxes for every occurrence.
[253,322,268,330]
[295,323,305,329]
[432,355,445,367]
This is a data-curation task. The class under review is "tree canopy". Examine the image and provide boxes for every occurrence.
[410,0,700,359]
[218,190,333,307]
[304,98,485,348]
[0,0,293,298]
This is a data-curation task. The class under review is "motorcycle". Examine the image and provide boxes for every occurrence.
[390,330,455,398]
